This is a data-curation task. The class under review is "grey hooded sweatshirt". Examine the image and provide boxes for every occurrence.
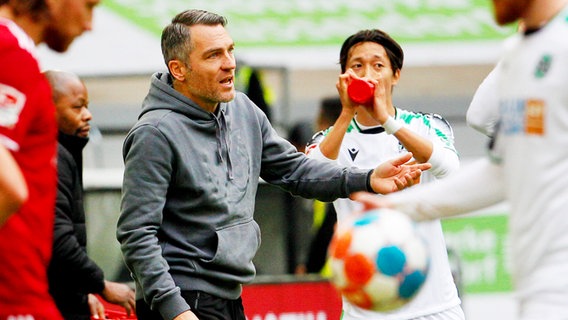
[117,72,372,319]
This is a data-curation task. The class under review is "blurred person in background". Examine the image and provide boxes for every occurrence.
[45,70,135,320]
[315,96,343,135]
[305,28,464,320]
[352,0,568,319]
[0,0,100,317]
[293,96,342,275]
[235,61,274,121]
[284,119,315,274]
[116,9,430,320]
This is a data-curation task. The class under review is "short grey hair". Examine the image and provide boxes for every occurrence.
[161,9,227,68]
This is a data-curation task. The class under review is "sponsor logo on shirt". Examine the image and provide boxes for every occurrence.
[525,99,545,135]
[500,98,546,136]
[0,83,26,128]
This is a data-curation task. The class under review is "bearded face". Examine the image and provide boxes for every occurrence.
[42,0,99,52]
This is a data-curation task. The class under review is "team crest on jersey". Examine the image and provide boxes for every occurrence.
[534,54,552,79]
[0,83,25,128]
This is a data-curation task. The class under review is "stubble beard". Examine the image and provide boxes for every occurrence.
[43,26,73,53]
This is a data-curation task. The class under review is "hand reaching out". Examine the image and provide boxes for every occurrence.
[368,152,431,194]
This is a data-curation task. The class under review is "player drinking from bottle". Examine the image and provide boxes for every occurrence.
[306,28,464,320]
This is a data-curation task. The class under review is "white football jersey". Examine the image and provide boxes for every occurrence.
[306,108,463,319]
[387,6,568,319]
[489,5,568,317]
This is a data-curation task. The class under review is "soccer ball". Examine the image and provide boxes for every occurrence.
[328,208,429,312]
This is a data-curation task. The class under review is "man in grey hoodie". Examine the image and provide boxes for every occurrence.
[116,9,431,320]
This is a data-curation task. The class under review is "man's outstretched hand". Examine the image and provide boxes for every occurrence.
[368,152,431,194]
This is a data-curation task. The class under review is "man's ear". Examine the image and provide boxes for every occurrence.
[392,69,401,86]
[168,60,187,82]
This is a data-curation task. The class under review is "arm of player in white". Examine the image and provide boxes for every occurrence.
[387,157,506,221]
[466,64,501,137]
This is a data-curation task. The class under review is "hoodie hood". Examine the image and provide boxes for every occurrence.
[139,71,234,178]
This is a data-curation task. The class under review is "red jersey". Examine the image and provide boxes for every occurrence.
[0,18,61,319]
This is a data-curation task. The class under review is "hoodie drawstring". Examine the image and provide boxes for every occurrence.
[214,109,234,180]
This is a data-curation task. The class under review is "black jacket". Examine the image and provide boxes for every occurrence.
[48,133,105,320]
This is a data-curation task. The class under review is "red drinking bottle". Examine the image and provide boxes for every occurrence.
[348,78,375,105]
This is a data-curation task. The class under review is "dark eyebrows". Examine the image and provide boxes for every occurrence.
[348,54,388,67]
[202,42,235,57]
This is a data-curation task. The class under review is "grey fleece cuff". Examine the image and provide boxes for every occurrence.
[365,169,377,194]
[158,291,191,320]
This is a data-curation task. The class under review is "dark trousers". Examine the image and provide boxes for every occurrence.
[305,203,337,273]
[136,291,246,320]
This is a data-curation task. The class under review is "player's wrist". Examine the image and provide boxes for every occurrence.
[339,109,356,121]
[382,116,402,135]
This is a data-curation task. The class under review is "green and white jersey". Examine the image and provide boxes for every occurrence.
[306,108,462,319]
[307,108,459,191]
